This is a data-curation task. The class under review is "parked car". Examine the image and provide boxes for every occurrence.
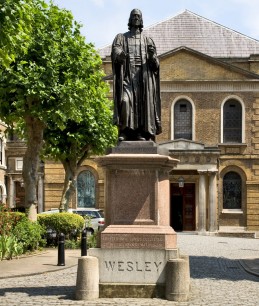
[72,208,105,234]
[38,208,73,214]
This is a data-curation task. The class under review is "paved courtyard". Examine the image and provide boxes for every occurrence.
[0,234,258,305]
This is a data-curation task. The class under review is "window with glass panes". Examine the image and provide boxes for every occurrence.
[223,100,242,143]
[174,100,192,140]
[77,170,95,208]
[223,171,242,209]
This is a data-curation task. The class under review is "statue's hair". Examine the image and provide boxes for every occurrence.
[128,9,143,31]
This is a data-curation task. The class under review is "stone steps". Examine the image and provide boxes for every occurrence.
[216,231,256,238]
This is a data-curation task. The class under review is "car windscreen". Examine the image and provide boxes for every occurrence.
[73,210,104,218]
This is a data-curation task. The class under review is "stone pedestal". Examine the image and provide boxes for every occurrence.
[79,142,189,300]
[98,142,179,250]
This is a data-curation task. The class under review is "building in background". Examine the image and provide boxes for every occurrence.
[4,10,259,235]
[97,10,259,235]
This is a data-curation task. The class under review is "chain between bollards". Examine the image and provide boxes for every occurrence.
[81,229,87,256]
[57,233,65,266]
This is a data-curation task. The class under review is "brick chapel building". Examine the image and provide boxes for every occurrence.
[3,10,259,235]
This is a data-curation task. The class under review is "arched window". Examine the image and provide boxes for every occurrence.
[223,99,242,143]
[77,170,96,208]
[223,172,242,209]
[174,99,192,140]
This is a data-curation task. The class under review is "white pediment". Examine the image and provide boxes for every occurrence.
[159,139,205,152]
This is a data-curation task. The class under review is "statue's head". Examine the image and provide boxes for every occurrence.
[128,8,143,31]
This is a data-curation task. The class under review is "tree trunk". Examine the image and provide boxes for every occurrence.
[22,115,44,221]
[59,159,77,212]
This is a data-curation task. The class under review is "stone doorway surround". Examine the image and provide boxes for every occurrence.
[158,139,220,233]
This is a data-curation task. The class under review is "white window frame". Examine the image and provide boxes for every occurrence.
[221,96,245,143]
[171,96,195,141]
[16,158,23,171]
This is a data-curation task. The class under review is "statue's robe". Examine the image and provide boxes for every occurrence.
[112,31,161,139]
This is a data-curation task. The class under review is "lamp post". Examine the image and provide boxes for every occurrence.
[178,177,184,188]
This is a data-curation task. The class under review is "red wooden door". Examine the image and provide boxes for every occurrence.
[182,184,195,231]
[171,183,195,231]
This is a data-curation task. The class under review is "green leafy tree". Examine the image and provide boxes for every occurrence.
[43,95,117,211]
[0,0,38,66]
[0,1,116,219]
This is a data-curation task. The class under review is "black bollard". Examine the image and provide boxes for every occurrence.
[81,229,87,256]
[57,233,65,266]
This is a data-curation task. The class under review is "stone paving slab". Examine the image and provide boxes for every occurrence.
[0,249,80,279]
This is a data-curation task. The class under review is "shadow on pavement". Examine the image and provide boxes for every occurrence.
[190,255,259,282]
[0,285,75,299]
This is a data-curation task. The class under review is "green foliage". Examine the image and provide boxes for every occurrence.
[63,229,98,249]
[0,234,23,260]
[0,1,116,212]
[42,6,118,163]
[65,239,80,249]
[12,219,46,252]
[38,212,84,236]
[0,0,36,66]
[0,0,116,143]
[87,231,98,248]
[0,209,44,259]
[0,203,8,212]
[84,214,93,228]
[0,210,27,236]
[43,97,117,162]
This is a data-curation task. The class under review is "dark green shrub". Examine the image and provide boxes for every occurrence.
[0,204,45,258]
[12,219,46,252]
[0,211,27,235]
[65,239,81,249]
[38,212,85,238]
[87,231,98,248]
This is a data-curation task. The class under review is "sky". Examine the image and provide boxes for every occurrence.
[51,0,259,49]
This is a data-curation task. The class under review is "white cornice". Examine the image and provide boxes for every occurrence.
[160,80,259,92]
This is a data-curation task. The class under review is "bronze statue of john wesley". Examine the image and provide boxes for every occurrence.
[111,9,162,141]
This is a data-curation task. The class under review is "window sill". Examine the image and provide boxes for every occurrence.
[218,143,247,147]
[218,143,247,154]
[222,209,243,214]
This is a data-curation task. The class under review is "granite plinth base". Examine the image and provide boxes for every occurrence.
[107,141,159,154]
[79,247,190,300]
[101,225,177,249]
[87,247,191,299]
[99,283,166,298]
[88,247,179,284]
